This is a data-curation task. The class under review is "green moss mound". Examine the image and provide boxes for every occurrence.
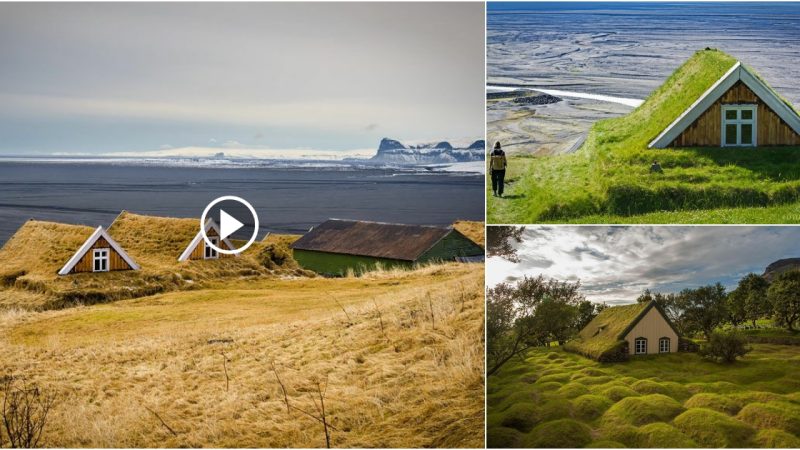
[674,408,755,447]
[586,440,626,448]
[630,379,671,396]
[598,424,643,448]
[499,402,539,433]
[602,394,684,426]
[637,422,698,448]
[684,393,742,415]
[536,381,563,392]
[732,391,784,405]
[753,429,800,448]
[487,426,524,448]
[573,394,613,421]
[499,400,572,433]
[576,375,614,386]
[557,382,591,399]
[537,372,572,384]
[602,385,641,402]
[686,381,740,394]
[737,401,800,435]
[524,419,593,448]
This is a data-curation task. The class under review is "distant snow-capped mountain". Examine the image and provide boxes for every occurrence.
[370,138,485,164]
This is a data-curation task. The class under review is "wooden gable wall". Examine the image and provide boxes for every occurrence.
[188,228,235,260]
[671,81,800,147]
[71,237,133,273]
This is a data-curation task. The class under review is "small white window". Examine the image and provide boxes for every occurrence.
[93,248,109,272]
[721,105,757,147]
[205,236,219,259]
[635,337,647,355]
[659,337,671,353]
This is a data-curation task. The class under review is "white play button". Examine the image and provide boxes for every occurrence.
[200,195,260,255]
[219,209,244,240]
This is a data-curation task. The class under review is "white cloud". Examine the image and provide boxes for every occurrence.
[488,226,800,304]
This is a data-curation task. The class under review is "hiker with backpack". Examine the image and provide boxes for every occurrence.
[490,142,507,197]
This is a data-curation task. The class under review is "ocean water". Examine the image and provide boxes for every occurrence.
[0,161,484,244]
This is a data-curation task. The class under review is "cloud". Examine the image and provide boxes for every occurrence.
[364,123,379,132]
[487,226,800,304]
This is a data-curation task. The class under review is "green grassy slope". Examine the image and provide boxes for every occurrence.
[488,49,800,224]
[488,346,800,448]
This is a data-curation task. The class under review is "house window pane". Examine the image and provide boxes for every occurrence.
[741,109,753,120]
[659,338,670,353]
[741,124,753,145]
[725,110,737,120]
[635,338,647,354]
[725,124,738,145]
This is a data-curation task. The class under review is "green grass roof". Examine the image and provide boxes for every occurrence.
[566,302,649,361]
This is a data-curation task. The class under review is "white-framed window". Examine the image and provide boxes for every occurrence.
[93,248,109,272]
[634,337,647,355]
[205,236,219,259]
[721,104,757,147]
[659,337,671,353]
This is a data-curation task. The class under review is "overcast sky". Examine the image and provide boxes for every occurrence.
[0,3,484,156]
[487,226,800,306]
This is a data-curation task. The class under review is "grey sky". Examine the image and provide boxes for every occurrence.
[487,226,800,306]
[0,2,484,155]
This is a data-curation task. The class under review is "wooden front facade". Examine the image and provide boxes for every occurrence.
[70,237,133,273]
[671,81,800,147]
[623,306,679,355]
[187,228,235,261]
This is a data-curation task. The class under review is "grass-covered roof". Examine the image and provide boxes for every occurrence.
[566,302,650,361]
[488,49,800,224]
[0,219,95,280]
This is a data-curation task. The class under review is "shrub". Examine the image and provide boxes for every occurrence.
[523,419,593,448]
[1,377,56,448]
[637,422,698,448]
[737,401,800,435]
[753,429,800,448]
[684,393,742,415]
[699,330,751,363]
[602,394,684,426]
[572,394,612,421]
[674,408,755,447]
[258,242,293,269]
[487,426,524,448]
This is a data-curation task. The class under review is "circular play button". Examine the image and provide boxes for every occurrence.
[200,195,259,255]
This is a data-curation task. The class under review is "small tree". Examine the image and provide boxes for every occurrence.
[732,273,771,327]
[486,226,525,262]
[768,271,800,331]
[678,283,728,339]
[2,377,56,448]
[699,331,751,363]
[486,275,583,376]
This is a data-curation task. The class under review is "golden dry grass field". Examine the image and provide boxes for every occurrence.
[0,262,485,448]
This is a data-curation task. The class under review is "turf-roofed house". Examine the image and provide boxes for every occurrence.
[290,219,484,275]
[58,225,139,275]
[650,58,800,148]
[565,301,686,362]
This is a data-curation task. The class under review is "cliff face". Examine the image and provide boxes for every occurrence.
[763,258,800,281]
[371,138,485,164]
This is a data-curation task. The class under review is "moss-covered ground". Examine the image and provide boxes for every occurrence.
[488,345,800,448]
[486,49,800,224]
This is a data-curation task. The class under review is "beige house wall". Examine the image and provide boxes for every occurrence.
[623,307,679,355]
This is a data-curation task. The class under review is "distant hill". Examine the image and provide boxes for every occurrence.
[763,257,800,281]
[371,138,485,164]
